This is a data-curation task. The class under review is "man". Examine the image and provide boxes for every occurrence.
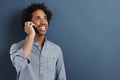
[10,3,66,80]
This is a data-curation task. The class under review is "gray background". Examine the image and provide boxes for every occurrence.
[0,0,120,80]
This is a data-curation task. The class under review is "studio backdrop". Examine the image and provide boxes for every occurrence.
[0,0,120,80]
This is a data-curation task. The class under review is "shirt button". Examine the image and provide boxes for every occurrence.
[41,54,44,57]
[40,72,43,77]
[40,61,43,65]
[41,64,43,66]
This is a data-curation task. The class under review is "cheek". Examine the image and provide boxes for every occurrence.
[46,20,48,25]
[33,21,40,26]
[36,22,41,25]
[46,22,48,26]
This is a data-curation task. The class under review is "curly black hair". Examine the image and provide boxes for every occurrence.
[21,3,52,27]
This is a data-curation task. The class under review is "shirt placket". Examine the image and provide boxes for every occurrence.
[39,44,46,80]
[40,52,44,80]
[35,43,43,80]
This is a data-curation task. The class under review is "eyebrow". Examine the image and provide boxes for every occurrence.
[36,16,41,18]
[36,15,47,19]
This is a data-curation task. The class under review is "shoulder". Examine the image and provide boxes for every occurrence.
[46,40,63,59]
[46,40,62,51]
[10,40,25,50]
[10,37,28,49]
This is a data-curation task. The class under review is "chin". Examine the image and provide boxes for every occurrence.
[38,32,47,36]
[36,29,47,36]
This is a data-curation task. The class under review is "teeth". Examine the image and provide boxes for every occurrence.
[39,26,46,31]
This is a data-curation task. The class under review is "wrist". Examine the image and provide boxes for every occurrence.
[29,33,35,38]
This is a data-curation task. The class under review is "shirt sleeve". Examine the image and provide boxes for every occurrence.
[10,43,30,71]
[56,48,67,80]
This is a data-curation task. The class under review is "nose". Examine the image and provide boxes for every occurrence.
[40,19,46,25]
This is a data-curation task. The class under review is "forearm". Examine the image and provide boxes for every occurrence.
[10,44,30,71]
[23,34,35,58]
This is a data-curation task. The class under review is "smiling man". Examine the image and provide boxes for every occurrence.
[10,3,66,80]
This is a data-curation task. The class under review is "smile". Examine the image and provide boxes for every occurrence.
[38,26,46,32]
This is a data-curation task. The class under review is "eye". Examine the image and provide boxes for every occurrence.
[36,16,41,20]
[44,16,47,19]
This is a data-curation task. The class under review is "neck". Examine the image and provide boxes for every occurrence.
[34,34,45,48]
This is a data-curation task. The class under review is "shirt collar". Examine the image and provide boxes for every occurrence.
[25,36,48,47]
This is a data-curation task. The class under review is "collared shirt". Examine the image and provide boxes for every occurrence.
[10,37,66,80]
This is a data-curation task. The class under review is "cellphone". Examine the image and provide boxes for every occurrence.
[32,25,38,33]
[32,25,36,29]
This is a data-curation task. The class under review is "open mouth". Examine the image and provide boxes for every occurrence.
[38,26,47,32]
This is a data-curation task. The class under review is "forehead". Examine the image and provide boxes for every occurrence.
[32,9,46,16]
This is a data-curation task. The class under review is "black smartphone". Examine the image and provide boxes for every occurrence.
[32,25,38,33]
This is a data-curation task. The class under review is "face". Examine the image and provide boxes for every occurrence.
[31,9,48,36]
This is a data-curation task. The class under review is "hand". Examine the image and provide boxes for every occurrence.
[24,21,36,37]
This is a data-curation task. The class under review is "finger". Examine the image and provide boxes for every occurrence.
[25,22,28,26]
[28,22,36,28]
[32,24,36,28]
[25,21,32,26]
